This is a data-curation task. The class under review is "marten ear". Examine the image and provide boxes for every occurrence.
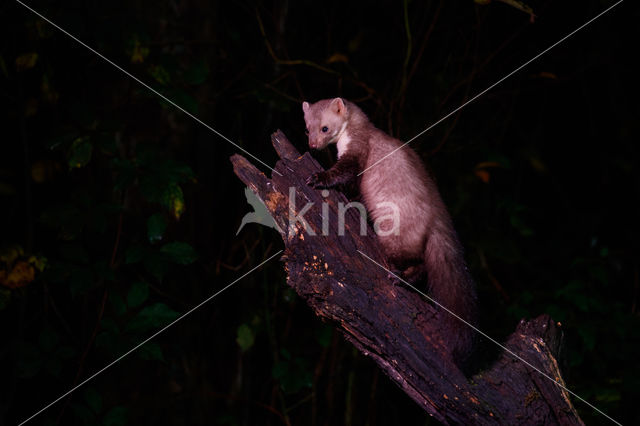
[330,98,345,115]
[302,101,310,113]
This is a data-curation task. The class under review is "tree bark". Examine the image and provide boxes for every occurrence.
[230,130,584,425]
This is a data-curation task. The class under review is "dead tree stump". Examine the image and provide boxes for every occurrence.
[230,130,584,425]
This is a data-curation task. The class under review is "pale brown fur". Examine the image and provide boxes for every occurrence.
[303,98,477,365]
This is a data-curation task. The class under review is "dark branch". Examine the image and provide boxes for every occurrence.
[230,130,584,425]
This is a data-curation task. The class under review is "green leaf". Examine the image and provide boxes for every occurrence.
[148,64,171,85]
[125,245,145,264]
[236,324,255,352]
[280,348,291,360]
[109,292,127,317]
[161,163,195,184]
[271,355,312,394]
[169,89,198,114]
[68,136,93,169]
[45,132,79,151]
[161,183,185,220]
[102,406,128,426]
[578,328,596,351]
[126,281,149,308]
[125,303,180,333]
[138,341,165,361]
[96,330,120,353]
[136,148,194,182]
[0,288,11,311]
[160,242,198,265]
[84,387,103,414]
[147,213,167,243]
[595,389,622,403]
[15,52,39,71]
[138,175,163,204]
[95,131,117,155]
[71,403,96,424]
[493,0,535,17]
[183,59,209,85]
[143,252,168,281]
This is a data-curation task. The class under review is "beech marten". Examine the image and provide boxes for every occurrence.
[303,97,477,365]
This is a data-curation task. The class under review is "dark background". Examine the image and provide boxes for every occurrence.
[1,0,638,425]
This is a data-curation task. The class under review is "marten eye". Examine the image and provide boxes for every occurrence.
[321,126,329,133]
[305,128,309,135]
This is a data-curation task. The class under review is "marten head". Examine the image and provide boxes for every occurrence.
[302,98,348,150]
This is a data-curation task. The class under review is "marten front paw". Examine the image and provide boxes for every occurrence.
[306,171,330,188]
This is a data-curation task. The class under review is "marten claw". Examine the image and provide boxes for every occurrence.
[306,172,328,188]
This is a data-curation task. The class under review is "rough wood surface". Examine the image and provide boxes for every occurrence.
[231,130,584,425]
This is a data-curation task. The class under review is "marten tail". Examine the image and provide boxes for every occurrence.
[424,225,478,366]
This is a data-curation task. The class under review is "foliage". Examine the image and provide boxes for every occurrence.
[0,1,637,425]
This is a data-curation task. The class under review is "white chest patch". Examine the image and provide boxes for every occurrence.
[336,128,351,158]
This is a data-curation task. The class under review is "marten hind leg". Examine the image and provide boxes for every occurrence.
[386,255,426,286]
[401,263,428,285]
[385,257,406,284]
